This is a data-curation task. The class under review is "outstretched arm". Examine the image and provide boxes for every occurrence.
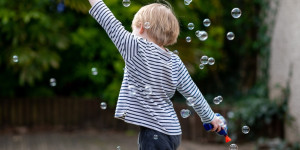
[88,0,138,61]
[176,59,222,131]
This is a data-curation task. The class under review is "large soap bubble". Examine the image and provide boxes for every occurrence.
[180,109,191,118]
[231,8,242,18]
[122,0,131,7]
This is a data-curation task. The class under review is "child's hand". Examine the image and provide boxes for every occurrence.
[210,117,223,132]
[88,0,101,6]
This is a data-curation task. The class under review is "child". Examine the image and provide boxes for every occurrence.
[88,0,223,149]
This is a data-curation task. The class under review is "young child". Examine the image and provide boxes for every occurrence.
[88,0,222,149]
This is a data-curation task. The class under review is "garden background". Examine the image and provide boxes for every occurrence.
[0,0,299,149]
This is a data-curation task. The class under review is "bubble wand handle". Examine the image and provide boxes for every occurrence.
[203,113,232,143]
[203,123,232,143]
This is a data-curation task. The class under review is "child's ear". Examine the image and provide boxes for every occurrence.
[139,25,144,34]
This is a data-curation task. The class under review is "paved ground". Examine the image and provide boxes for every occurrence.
[0,130,255,150]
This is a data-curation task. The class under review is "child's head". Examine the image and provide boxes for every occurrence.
[132,3,180,47]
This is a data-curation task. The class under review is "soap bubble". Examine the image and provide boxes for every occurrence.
[50,78,56,87]
[231,8,242,19]
[184,0,192,5]
[187,23,194,30]
[199,64,204,70]
[184,1,189,5]
[116,146,121,150]
[173,50,179,55]
[186,97,195,107]
[227,32,235,40]
[229,144,238,150]
[100,102,107,110]
[128,85,137,96]
[195,30,200,37]
[227,111,234,119]
[122,0,131,7]
[186,36,191,43]
[180,109,191,118]
[217,96,223,103]
[200,55,208,65]
[91,67,98,75]
[144,22,150,29]
[203,18,211,27]
[144,85,153,95]
[213,96,223,105]
[153,134,158,140]
[213,97,221,105]
[242,125,250,134]
[208,57,215,65]
[12,55,19,63]
[198,31,208,41]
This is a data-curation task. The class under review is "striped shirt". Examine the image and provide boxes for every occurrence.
[89,0,216,135]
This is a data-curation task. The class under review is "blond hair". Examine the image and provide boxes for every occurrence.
[132,3,180,46]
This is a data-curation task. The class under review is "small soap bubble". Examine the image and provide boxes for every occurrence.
[116,146,121,150]
[231,8,242,19]
[229,144,238,150]
[180,109,191,118]
[184,0,192,5]
[186,97,195,107]
[50,78,56,87]
[100,102,107,110]
[242,125,250,134]
[208,57,215,65]
[153,134,158,140]
[195,30,200,37]
[173,50,179,55]
[12,55,19,63]
[217,96,223,102]
[227,111,234,119]
[184,1,189,5]
[213,96,221,105]
[122,0,131,7]
[227,32,235,40]
[199,64,204,70]
[203,18,211,27]
[91,67,98,75]
[144,85,153,95]
[144,22,150,29]
[198,31,208,41]
[128,85,137,96]
[186,36,191,43]
[187,23,194,30]
[200,55,208,65]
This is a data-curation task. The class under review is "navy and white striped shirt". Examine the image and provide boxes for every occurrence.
[89,0,215,135]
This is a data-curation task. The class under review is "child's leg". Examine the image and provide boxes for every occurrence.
[138,126,181,150]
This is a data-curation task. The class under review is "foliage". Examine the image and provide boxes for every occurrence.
[0,0,271,106]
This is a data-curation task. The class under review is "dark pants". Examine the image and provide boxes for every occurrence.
[138,126,181,150]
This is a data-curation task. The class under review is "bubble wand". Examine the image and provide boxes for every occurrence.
[203,113,232,143]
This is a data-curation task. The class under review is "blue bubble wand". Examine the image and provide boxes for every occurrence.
[203,113,232,143]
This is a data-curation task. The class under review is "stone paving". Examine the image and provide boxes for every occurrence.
[0,130,255,150]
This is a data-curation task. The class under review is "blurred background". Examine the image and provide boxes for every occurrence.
[0,0,299,149]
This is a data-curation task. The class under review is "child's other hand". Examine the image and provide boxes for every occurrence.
[210,117,223,132]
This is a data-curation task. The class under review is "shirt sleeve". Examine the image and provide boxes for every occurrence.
[89,0,138,62]
[176,59,216,123]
